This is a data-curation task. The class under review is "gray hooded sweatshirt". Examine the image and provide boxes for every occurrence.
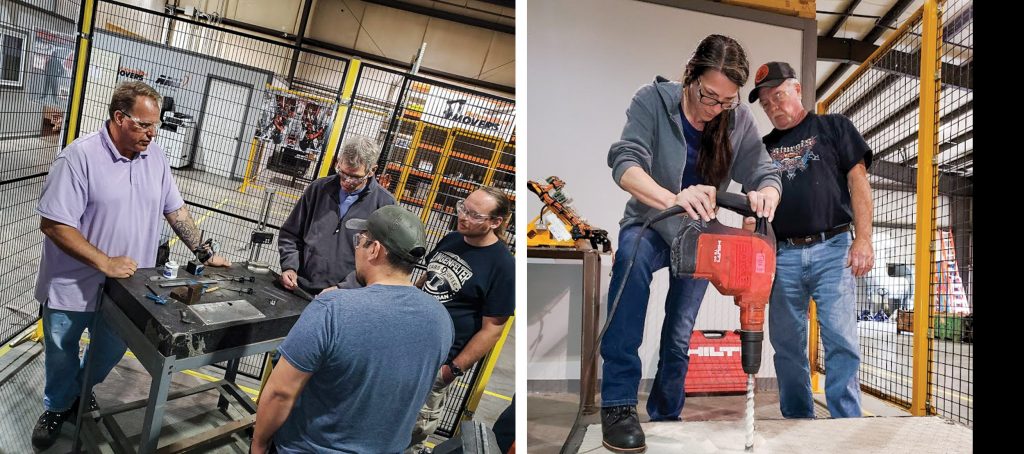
[608,76,782,245]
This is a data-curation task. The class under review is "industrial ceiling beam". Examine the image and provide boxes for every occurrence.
[825,0,863,38]
[869,99,972,162]
[816,0,915,99]
[362,0,514,34]
[901,130,973,166]
[870,160,971,197]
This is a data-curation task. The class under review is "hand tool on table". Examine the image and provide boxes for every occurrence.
[210,274,255,284]
[158,279,217,288]
[144,284,169,305]
[224,287,254,295]
[170,283,205,305]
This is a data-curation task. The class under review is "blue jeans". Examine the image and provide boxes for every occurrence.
[600,225,709,420]
[42,302,127,412]
[769,232,862,418]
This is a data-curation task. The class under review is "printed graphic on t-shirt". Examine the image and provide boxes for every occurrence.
[769,136,819,180]
[423,251,473,304]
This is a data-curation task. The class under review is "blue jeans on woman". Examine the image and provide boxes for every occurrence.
[769,231,862,418]
[600,224,709,420]
[41,302,127,412]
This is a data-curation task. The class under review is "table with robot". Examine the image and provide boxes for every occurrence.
[74,263,312,454]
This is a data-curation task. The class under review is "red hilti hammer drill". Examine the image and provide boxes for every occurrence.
[652,192,776,374]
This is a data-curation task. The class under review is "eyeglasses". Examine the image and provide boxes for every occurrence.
[118,110,161,132]
[758,89,791,110]
[456,200,496,223]
[695,79,740,110]
[337,166,372,184]
[352,231,376,248]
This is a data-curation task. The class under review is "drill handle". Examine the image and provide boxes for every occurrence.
[716,192,755,217]
[717,192,775,240]
[648,194,757,221]
[648,193,774,241]
[649,192,756,224]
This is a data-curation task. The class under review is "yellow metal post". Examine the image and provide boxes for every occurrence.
[481,138,505,186]
[808,101,828,394]
[394,120,428,201]
[808,299,823,393]
[461,315,514,422]
[320,59,362,178]
[911,0,941,418]
[239,139,260,193]
[419,132,458,222]
[256,354,275,402]
[63,0,97,146]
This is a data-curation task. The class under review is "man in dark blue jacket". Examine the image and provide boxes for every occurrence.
[278,137,395,294]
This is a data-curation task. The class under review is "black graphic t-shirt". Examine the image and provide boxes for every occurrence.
[763,113,872,239]
[423,232,515,361]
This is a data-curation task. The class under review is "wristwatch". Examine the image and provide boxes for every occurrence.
[445,360,465,377]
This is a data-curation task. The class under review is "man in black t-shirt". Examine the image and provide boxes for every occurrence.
[750,62,874,419]
[406,186,515,453]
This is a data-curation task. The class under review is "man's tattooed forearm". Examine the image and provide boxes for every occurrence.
[168,208,202,251]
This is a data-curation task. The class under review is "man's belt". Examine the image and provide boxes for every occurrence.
[781,224,851,246]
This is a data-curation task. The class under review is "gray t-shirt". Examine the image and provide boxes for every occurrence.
[273,284,454,453]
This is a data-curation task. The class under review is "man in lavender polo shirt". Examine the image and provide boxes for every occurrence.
[30,81,230,449]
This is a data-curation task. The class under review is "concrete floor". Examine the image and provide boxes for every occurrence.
[528,390,971,454]
[855,319,973,427]
[574,416,973,453]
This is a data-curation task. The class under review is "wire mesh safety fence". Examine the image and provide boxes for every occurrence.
[817,1,972,427]
[342,65,517,255]
[819,9,926,413]
[0,0,81,346]
[929,0,972,427]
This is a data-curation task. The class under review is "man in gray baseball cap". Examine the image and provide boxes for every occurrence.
[252,205,452,453]
[345,204,428,274]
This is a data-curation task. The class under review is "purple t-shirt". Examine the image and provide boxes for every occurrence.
[34,121,185,312]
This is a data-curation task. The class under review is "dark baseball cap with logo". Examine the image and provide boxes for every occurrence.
[345,205,427,263]
[748,61,797,103]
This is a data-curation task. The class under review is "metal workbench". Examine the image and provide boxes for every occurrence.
[527,245,606,415]
[75,264,311,453]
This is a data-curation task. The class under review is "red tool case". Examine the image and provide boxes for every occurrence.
[685,330,747,394]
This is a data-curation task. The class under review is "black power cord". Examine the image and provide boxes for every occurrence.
[558,205,683,454]
[559,192,760,453]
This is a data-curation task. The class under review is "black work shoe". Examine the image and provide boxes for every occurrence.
[601,405,647,453]
[69,393,101,419]
[83,393,100,413]
[31,408,72,449]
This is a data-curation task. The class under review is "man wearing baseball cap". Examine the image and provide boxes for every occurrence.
[252,205,454,453]
[750,61,874,419]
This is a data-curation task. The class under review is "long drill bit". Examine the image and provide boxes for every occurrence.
[745,373,755,451]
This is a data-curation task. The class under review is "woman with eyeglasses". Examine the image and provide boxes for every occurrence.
[600,34,783,453]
